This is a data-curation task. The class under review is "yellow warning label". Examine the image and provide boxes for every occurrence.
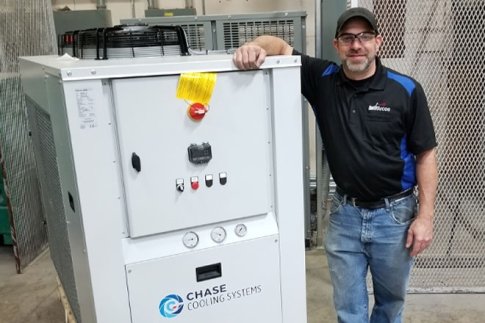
[176,72,217,105]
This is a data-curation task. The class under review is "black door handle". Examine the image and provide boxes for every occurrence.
[131,153,141,172]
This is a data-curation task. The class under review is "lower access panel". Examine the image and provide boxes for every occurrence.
[125,236,282,322]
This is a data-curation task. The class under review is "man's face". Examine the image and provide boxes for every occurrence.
[333,18,383,78]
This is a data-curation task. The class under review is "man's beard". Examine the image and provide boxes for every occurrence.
[343,54,373,73]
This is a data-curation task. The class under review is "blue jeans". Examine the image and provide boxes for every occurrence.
[324,192,417,323]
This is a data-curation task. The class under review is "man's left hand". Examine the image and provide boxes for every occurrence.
[406,216,433,256]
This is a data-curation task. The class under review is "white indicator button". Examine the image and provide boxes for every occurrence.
[210,226,226,243]
[235,224,247,237]
[182,231,199,248]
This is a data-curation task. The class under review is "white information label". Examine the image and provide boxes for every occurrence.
[76,88,97,129]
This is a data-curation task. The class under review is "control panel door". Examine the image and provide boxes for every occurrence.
[112,70,274,237]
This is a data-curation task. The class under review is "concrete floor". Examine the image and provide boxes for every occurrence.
[1,245,485,323]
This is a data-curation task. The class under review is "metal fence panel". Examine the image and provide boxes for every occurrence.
[356,0,485,292]
[0,0,57,272]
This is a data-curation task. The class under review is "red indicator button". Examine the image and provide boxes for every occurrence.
[190,177,199,190]
[188,103,208,121]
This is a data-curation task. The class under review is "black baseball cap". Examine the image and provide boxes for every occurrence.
[335,7,379,37]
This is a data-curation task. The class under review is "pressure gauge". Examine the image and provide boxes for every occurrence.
[210,227,226,243]
[182,231,199,249]
[234,224,247,237]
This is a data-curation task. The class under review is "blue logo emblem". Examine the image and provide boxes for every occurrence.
[159,294,184,318]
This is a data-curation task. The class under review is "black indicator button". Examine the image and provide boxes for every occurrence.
[219,172,227,185]
[205,174,213,187]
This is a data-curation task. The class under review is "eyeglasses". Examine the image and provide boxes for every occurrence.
[337,32,376,45]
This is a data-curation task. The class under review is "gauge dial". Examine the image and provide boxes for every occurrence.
[235,224,247,237]
[182,231,199,248]
[210,226,227,243]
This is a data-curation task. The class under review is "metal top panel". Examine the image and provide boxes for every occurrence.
[19,54,301,81]
[121,11,307,24]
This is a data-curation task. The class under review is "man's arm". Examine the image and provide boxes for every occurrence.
[406,148,438,256]
[233,35,293,70]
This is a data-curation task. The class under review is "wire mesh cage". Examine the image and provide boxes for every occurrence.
[356,0,485,292]
[0,0,56,272]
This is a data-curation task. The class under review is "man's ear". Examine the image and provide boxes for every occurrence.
[376,35,383,49]
[332,38,339,51]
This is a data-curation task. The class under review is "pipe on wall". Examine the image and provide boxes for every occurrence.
[147,0,194,10]
[148,0,158,9]
[185,0,194,8]
[315,0,347,248]
[97,0,107,9]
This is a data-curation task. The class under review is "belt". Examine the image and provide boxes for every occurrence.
[336,187,414,209]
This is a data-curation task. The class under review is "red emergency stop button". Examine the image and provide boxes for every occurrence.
[188,103,208,121]
[190,176,199,190]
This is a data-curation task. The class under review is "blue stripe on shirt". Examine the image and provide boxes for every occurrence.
[400,136,416,190]
[387,71,415,96]
[322,64,339,77]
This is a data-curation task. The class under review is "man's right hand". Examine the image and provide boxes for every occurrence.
[233,43,267,70]
[232,36,293,70]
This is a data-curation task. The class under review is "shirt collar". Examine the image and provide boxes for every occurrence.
[337,57,386,91]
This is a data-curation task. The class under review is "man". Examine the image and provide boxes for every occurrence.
[233,7,438,323]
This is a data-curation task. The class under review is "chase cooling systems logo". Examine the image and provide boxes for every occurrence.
[159,294,184,318]
[159,284,262,318]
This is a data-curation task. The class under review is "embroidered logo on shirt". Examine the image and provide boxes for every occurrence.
[368,102,391,112]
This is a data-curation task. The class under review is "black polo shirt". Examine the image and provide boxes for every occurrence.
[296,51,437,201]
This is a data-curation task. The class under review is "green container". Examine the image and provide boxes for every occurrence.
[0,180,6,206]
[0,206,12,245]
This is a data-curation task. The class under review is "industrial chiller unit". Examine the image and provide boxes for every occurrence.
[20,27,307,322]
